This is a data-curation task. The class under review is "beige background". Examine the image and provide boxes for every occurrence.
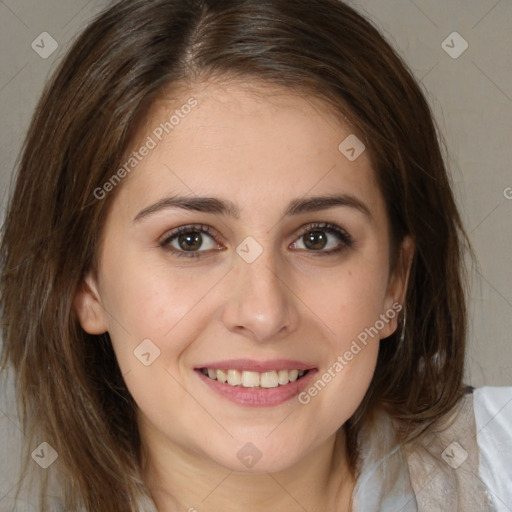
[0,0,511,508]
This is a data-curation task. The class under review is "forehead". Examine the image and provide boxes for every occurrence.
[113,78,382,218]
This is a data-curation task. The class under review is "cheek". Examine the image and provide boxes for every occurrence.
[297,290,381,434]
[298,254,391,342]
[292,257,387,411]
[100,251,223,372]
[100,260,215,441]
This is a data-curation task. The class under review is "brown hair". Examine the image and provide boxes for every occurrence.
[1,0,471,510]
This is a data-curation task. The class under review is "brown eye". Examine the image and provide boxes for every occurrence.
[177,231,204,251]
[161,225,220,258]
[291,222,353,255]
[303,231,328,250]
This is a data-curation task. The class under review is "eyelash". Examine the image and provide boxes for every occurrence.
[159,222,353,259]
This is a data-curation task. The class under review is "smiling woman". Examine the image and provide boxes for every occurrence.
[0,1,511,512]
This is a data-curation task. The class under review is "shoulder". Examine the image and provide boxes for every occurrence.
[406,386,512,511]
[472,386,512,511]
[351,387,512,512]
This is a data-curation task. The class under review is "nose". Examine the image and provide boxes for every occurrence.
[221,245,300,342]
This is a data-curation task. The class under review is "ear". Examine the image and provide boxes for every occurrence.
[380,235,415,339]
[73,271,109,334]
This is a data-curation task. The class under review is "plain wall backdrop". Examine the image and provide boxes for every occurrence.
[0,0,511,508]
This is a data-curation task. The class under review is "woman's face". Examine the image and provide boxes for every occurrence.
[75,79,412,473]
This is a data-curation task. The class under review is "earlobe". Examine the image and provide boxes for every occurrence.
[73,272,109,335]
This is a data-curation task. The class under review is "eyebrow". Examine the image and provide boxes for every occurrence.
[133,193,372,222]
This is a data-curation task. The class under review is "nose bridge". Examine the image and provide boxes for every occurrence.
[221,234,299,341]
[242,245,283,300]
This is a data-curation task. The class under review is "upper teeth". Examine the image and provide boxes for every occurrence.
[201,368,306,388]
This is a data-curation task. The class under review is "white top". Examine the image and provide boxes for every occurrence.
[352,386,512,511]
[474,387,512,511]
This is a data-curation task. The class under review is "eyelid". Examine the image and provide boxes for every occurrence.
[293,221,352,243]
[160,224,220,246]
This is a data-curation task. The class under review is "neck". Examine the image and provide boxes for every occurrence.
[141,424,355,512]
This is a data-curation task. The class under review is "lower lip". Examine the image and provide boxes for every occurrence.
[195,369,318,407]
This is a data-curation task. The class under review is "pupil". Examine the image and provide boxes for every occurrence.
[305,231,327,250]
[179,231,202,251]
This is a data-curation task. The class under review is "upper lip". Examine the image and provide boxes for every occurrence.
[194,359,316,372]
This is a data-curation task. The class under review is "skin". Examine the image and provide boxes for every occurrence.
[74,78,414,512]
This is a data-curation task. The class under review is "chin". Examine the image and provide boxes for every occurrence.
[205,438,310,474]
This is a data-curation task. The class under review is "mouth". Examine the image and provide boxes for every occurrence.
[193,360,317,407]
[197,367,310,388]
